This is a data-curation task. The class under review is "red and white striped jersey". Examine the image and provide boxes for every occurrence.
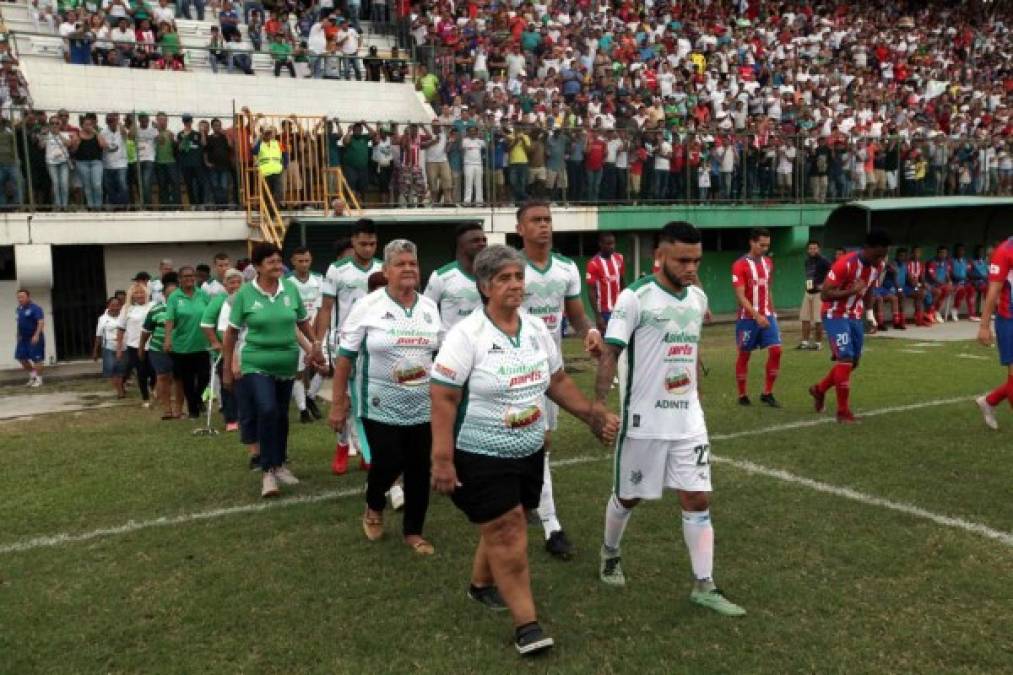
[586,252,625,313]
[731,255,775,319]
[822,252,880,319]
[906,259,925,286]
[988,237,1013,320]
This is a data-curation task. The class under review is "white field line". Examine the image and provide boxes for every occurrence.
[2,395,1009,556]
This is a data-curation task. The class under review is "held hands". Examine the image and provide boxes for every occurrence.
[584,328,603,358]
[431,456,461,495]
[590,402,619,446]
[328,397,350,433]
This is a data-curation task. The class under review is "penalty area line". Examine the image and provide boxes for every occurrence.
[1,395,1007,556]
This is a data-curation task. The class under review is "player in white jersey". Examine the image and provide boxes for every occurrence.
[288,247,326,423]
[200,252,232,297]
[423,222,487,335]
[594,221,745,617]
[516,201,603,560]
[316,219,382,475]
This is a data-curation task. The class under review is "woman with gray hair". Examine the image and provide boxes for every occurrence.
[329,239,441,555]
[430,244,618,655]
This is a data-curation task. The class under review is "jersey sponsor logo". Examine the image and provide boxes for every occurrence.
[395,336,433,346]
[664,367,692,395]
[663,331,700,344]
[489,343,503,353]
[666,344,694,356]
[629,469,643,485]
[392,359,428,386]
[508,368,544,388]
[382,311,396,320]
[655,399,690,409]
[434,363,457,380]
[504,405,542,429]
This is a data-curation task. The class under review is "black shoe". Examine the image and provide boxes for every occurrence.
[545,530,573,560]
[515,622,554,656]
[299,409,313,424]
[759,393,781,408]
[249,455,261,471]
[305,397,322,420]
[738,395,751,406]
[468,584,508,611]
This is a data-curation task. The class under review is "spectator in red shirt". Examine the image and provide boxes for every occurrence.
[585,129,607,202]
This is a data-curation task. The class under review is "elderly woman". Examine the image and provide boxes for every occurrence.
[329,239,440,555]
[163,265,210,419]
[94,297,127,398]
[223,243,322,497]
[430,244,618,656]
[200,268,245,431]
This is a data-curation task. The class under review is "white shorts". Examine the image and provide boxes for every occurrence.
[544,398,559,432]
[614,436,712,499]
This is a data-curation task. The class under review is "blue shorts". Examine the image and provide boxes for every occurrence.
[900,285,917,297]
[147,349,174,375]
[874,286,898,298]
[15,337,44,363]
[102,348,127,378]
[997,317,1013,366]
[735,315,781,351]
[824,317,864,362]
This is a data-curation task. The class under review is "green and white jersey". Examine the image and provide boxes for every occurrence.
[423,261,482,335]
[141,302,168,352]
[605,275,708,441]
[322,257,383,329]
[228,278,308,379]
[431,309,562,459]
[287,271,325,323]
[338,289,440,426]
[199,292,228,342]
[522,252,582,347]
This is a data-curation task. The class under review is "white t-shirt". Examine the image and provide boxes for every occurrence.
[287,271,324,323]
[341,28,360,55]
[116,301,154,349]
[522,252,581,347]
[425,132,448,163]
[423,261,482,335]
[42,132,72,165]
[100,128,127,169]
[604,277,708,441]
[430,308,562,458]
[338,289,440,426]
[201,279,226,297]
[461,137,486,165]
[135,126,158,163]
[654,141,672,171]
[322,256,383,329]
[96,312,121,348]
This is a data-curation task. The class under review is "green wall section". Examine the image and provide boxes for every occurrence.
[696,251,806,315]
[598,204,834,231]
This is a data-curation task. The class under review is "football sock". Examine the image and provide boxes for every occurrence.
[763,345,781,395]
[292,379,307,411]
[833,362,853,413]
[538,454,562,539]
[682,510,714,582]
[308,372,324,398]
[985,382,1008,407]
[735,350,750,397]
[603,494,632,553]
[817,367,836,394]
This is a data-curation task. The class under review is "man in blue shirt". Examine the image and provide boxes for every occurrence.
[15,289,45,386]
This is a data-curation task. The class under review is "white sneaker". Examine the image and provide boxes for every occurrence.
[388,484,405,510]
[970,316,982,322]
[935,313,945,324]
[261,471,280,498]
[274,465,300,485]
[976,395,999,430]
[29,377,42,388]
[950,309,960,322]
[25,376,34,386]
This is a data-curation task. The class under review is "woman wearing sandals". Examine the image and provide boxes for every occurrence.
[329,239,441,556]
[430,245,618,655]
[140,272,185,420]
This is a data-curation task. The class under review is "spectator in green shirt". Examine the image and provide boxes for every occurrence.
[270,34,296,78]
[342,121,373,204]
[223,243,322,497]
[415,64,439,103]
[163,265,210,419]
[157,22,184,69]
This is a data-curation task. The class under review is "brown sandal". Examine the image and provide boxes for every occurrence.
[362,512,384,541]
[408,539,435,556]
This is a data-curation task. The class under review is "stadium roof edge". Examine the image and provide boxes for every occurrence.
[835,196,1013,212]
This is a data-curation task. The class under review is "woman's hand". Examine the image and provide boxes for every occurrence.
[431,456,460,494]
[584,328,603,358]
[590,402,619,445]
[328,396,349,433]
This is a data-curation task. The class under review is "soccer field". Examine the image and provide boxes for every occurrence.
[2,323,1011,674]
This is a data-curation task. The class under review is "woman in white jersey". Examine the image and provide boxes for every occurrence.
[329,239,440,555]
[430,245,618,656]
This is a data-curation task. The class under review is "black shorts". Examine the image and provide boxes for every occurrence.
[451,448,545,525]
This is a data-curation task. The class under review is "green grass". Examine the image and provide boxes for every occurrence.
[1,324,1011,674]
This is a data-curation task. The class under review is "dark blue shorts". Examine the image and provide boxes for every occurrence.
[997,317,1013,366]
[824,317,864,362]
[102,348,127,378]
[874,286,898,298]
[147,349,174,375]
[15,337,44,363]
[735,315,781,351]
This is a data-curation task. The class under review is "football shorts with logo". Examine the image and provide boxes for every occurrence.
[735,314,781,351]
[614,435,712,499]
[824,317,864,362]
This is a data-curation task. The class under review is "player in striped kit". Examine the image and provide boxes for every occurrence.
[731,228,782,407]
[586,232,626,333]
[975,237,1013,430]
[288,247,326,424]
[906,247,932,326]
[316,219,383,474]
[809,230,892,423]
